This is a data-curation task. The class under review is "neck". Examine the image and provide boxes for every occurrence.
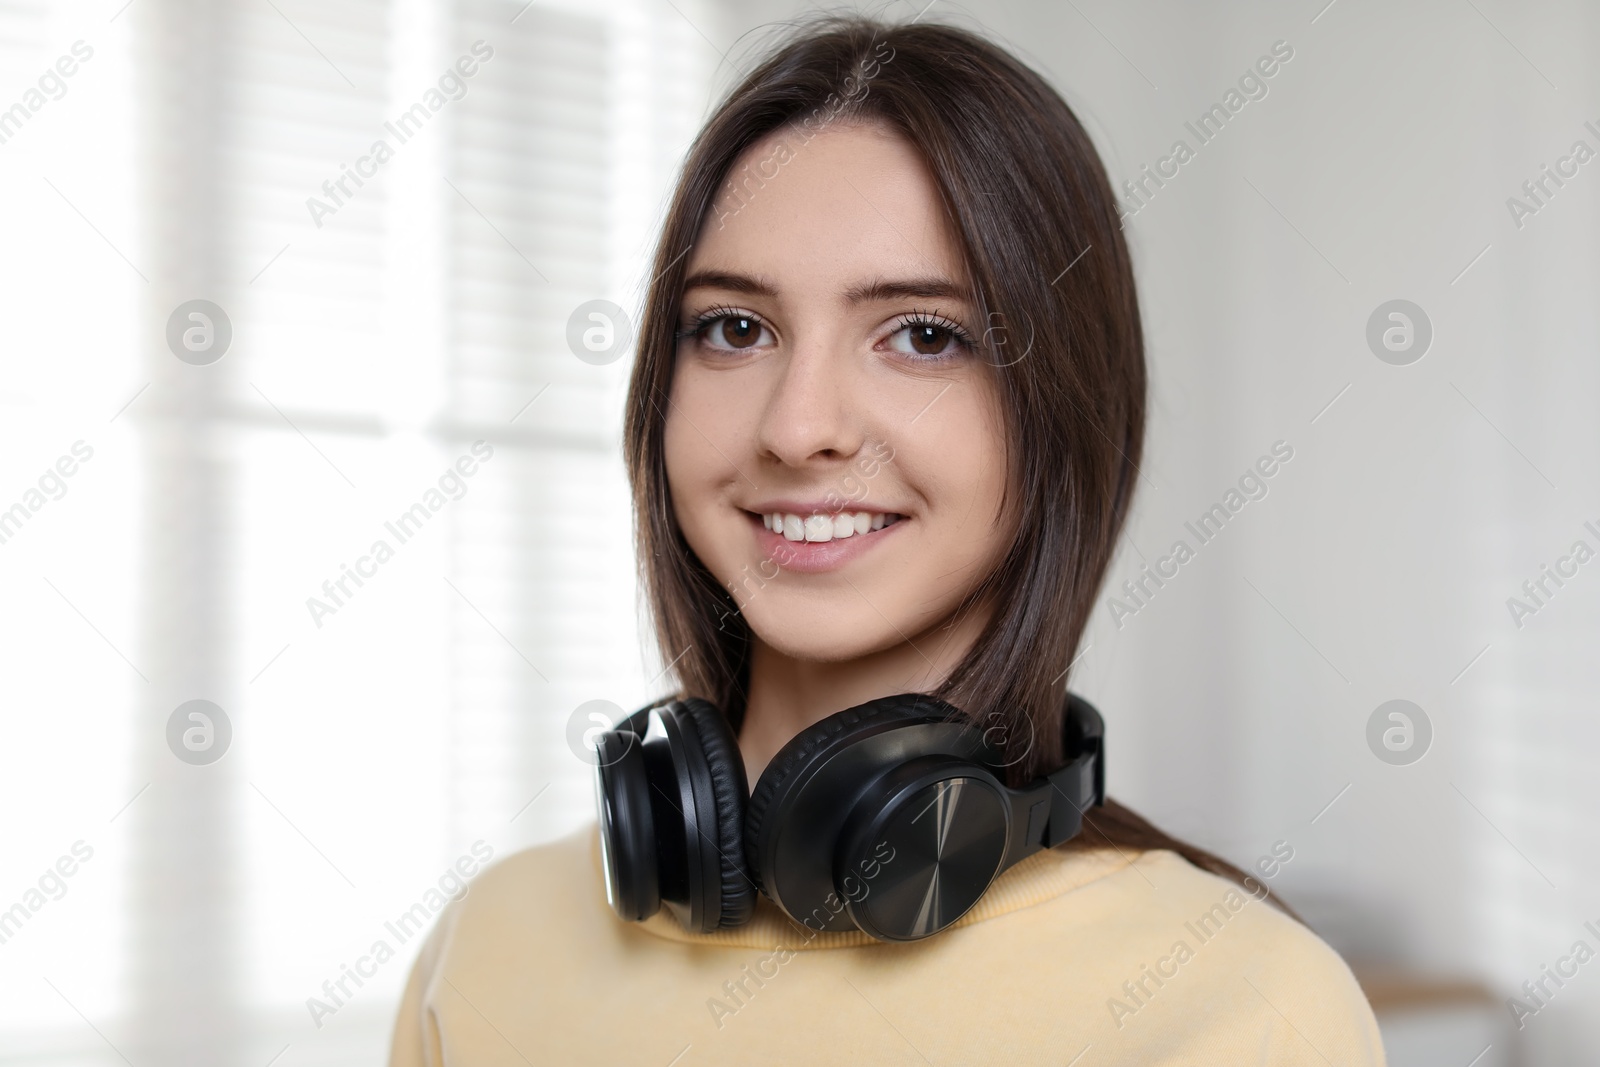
[736,602,993,786]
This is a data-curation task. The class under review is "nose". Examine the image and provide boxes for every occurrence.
[755,338,867,468]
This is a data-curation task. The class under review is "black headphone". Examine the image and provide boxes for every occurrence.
[591,691,1105,943]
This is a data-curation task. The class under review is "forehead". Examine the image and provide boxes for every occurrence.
[687,120,970,299]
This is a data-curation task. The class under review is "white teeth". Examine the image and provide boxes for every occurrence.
[762,510,902,543]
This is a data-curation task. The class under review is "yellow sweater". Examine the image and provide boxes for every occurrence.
[389,824,1385,1066]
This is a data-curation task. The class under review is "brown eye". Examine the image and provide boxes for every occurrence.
[908,324,949,356]
[888,317,967,359]
[698,312,772,352]
[719,316,761,348]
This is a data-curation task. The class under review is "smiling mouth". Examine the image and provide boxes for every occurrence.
[752,509,906,543]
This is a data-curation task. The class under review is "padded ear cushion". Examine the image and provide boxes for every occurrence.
[674,697,757,928]
[743,695,960,895]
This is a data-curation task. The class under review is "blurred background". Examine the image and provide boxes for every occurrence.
[0,0,1595,1064]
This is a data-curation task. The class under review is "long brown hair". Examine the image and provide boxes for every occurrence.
[623,15,1294,915]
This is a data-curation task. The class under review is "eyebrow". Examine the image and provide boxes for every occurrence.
[681,270,973,305]
[681,269,776,297]
[846,276,973,304]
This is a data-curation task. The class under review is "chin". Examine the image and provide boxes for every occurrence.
[741,601,905,664]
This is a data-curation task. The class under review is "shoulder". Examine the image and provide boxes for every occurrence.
[458,823,597,914]
[388,826,612,1067]
[429,823,613,962]
[1062,848,1386,1065]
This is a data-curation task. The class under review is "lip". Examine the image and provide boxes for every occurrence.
[745,499,900,516]
[745,509,905,574]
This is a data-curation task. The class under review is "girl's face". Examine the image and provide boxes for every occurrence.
[664,120,1015,665]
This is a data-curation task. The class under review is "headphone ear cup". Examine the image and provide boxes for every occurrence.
[744,696,953,899]
[674,698,757,928]
[593,719,658,923]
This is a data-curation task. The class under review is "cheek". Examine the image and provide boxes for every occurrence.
[916,408,1013,605]
[662,407,697,494]
[663,409,715,539]
[665,362,769,481]
[662,367,755,568]
[921,394,1008,539]
[664,414,729,594]
[664,367,716,485]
